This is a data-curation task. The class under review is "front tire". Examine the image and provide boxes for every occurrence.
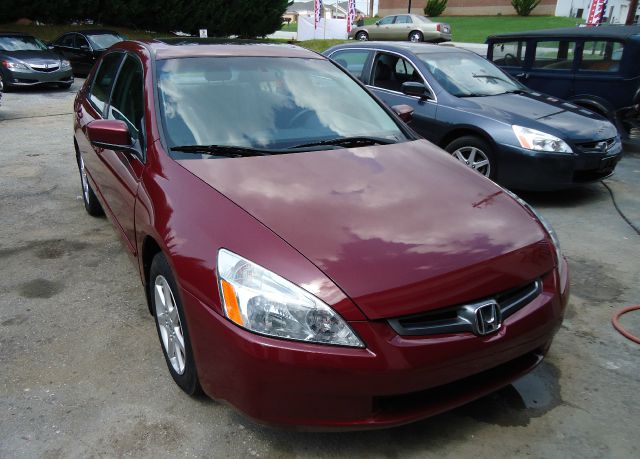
[150,253,201,396]
[445,136,496,179]
[76,150,104,216]
[356,31,369,41]
[409,31,423,42]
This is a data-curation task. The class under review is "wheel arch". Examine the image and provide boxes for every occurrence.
[438,126,497,152]
[568,95,615,119]
[141,235,163,315]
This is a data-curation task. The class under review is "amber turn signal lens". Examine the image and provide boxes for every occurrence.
[220,279,244,326]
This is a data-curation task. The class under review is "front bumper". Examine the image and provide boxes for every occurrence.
[3,68,73,87]
[495,141,623,191]
[183,264,568,429]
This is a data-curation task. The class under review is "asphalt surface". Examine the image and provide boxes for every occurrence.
[1,80,639,458]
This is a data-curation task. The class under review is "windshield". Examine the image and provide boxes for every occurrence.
[417,52,522,97]
[86,33,123,50]
[0,36,48,51]
[157,56,407,152]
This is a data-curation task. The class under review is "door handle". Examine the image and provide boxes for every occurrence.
[516,73,529,79]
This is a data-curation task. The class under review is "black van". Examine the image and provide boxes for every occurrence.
[487,26,640,148]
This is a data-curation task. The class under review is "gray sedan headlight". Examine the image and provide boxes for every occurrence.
[216,249,364,347]
[60,60,72,69]
[512,125,572,153]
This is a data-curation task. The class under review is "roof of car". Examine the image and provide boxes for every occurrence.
[327,42,466,54]
[74,29,123,35]
[488,25,640,41]
[131,38,322,60]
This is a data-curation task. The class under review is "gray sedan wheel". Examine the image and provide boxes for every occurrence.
[356,31,369,41]
[445,136,496,179]
[409,31,423,42]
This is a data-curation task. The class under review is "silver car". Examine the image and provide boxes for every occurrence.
[349,14,451,43]
[0,33,74,89]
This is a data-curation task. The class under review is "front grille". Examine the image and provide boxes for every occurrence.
[28,63,60,72]
[574,137,617,154]
[387,279,542,336]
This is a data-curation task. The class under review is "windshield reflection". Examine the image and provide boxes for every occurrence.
[156,56,406,152]
[418,52,522,97]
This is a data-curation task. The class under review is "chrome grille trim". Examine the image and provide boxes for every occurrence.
[387,279,542,337]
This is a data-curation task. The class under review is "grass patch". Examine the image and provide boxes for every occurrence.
[290,15,584,43]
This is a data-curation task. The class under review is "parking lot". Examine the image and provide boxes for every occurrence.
[0,80,639,458]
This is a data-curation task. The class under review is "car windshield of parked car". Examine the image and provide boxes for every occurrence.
[86,33,123,50]
[0,36,48,51]
[417,52,522,97]
[157,56,408,152]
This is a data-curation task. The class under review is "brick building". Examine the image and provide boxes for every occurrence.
[377,0,557,17]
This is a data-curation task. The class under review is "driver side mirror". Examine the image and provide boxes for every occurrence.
[375,21,380,26]
[87,120,138,154]
[401,82,432,100]
[391,104,414,123]
[79,44,91,51]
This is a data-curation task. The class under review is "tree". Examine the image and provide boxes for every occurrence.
[424,0,448,18]
[0,0,291,38]
[511,0,541,17]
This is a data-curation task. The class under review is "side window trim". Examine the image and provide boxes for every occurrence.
[105,52,147,161]
[88,51,125,116]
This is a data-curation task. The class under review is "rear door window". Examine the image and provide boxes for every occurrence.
[89,52,124,115]
[579,41,623,72]
[533,41,577,70]
[490,41,526,67]
[395,15,412,24]
[330,50,372,81]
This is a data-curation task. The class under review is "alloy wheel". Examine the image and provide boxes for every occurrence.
[154,275,186,375]
[451,146,491,177]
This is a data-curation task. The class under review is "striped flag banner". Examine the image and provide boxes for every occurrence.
[586,0,608,26]
[347,0,356,33]
[315,0,323,30]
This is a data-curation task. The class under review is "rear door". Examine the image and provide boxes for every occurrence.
[523,39,577,99]
[391,15,413,40]
[574,39,628,110]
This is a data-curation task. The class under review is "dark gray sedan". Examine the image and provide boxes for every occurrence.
[0,32,74,90]
[325,42,622,191]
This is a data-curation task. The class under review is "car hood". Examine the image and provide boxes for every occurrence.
[461,92,617,142]
[178,140,554,319]
[2,49,62,64]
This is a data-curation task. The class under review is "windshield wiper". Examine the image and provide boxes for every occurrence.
[290,136,396,149]
[472,74,512,84]
[458,93,490,98]
[170,144,274,158]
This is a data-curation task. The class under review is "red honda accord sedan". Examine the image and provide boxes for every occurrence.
[73,39,569,429]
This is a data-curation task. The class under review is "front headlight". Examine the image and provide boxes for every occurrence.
[512,125,572,153]
[60,60,72,69]
[1,60,29,70]
[216,249,364,348]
